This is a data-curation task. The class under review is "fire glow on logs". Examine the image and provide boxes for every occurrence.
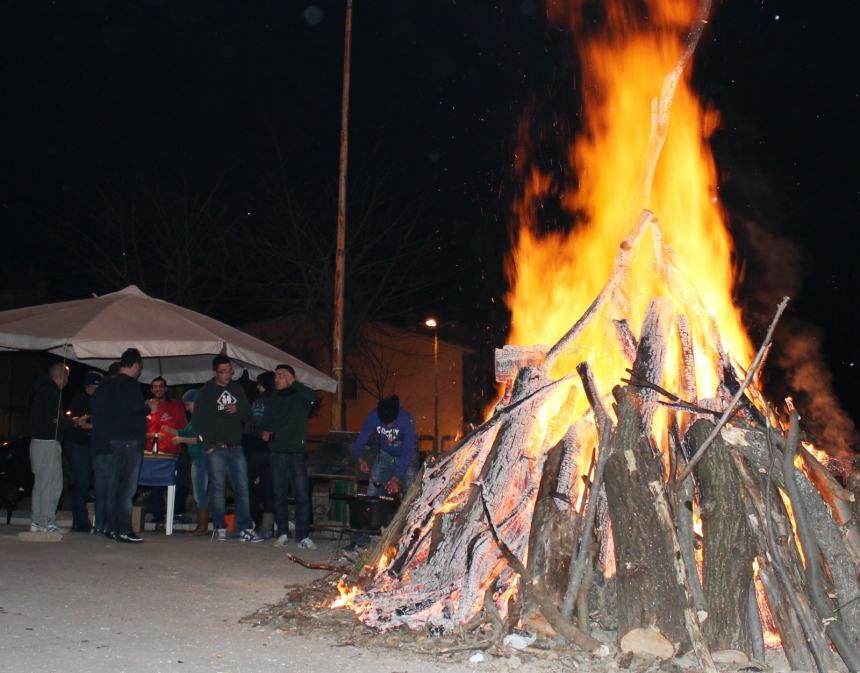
[331,2,860,671]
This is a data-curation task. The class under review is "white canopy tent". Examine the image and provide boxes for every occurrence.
[0,286,337,392]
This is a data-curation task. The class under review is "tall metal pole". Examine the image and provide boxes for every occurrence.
[332,0,353,430]
[433,330,439,454]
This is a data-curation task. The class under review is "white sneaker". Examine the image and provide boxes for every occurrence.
[29,522,44,533]
[273,534,288,547]
[45,523,64,534]
[298,537,316,550]
[213,528,227,543]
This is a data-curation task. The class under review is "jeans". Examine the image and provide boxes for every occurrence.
[206,446,252,532]
[190,458,209,510]
[244,448,274,528]
[29,439,63,528]
[109,440,143,536]
[64,441,92,527]
[270,452,311,541]
[92,452,117,532]
[356,451,418,546]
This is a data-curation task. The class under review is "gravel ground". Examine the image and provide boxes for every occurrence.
[0,524,486,673]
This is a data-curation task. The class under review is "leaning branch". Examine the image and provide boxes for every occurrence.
[674,296,789,487]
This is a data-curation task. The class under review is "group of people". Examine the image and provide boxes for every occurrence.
[28,350,320,547]
[29,348,423,551]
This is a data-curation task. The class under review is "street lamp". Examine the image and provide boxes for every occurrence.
[423,318,439,453]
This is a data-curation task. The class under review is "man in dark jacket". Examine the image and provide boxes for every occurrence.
[194,355,262,543]
[261,364,316,548]
[63,371,102,531]
[28,362,72,533]
[103,348,148,543]
[90,364,118,535]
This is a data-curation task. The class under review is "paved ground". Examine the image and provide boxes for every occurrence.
[0,521,481,673]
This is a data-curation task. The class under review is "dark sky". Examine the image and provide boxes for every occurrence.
[2,1,858,427]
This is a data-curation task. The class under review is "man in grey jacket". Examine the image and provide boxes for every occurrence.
[29,362,72,533]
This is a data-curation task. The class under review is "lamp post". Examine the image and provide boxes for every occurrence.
[424,318,439,453]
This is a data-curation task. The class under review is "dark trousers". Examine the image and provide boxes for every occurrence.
[109,440,143,536]
[244,449,274,528]
[92,452,116,532]
[149,453,190,521]
[270,452,311,541]
[64,441,92,527]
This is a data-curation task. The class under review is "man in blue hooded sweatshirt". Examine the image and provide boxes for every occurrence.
[347,395,419,551]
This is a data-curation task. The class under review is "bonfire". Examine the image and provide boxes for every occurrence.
[329,2,860,672]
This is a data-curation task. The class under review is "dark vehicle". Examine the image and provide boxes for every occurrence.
[0,437,33,524]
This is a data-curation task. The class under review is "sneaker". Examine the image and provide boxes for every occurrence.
[72,523,92,533]
[213,528,227,543]
[29,522,44,533]
[273,534,289,547]
[117,532,144,544]
[297,537,316,550]
[239,528,264,543]
[45,523,64,534]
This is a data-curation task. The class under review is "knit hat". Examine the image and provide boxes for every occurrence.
[377,395,400,424]
[84,371,103,387]
[181,389,199,404]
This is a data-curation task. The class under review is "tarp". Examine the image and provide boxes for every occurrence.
[0,285,337,392]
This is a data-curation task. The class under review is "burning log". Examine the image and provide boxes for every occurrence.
[601,300,696,652]
[523,431,578,622]
[687,419,756,653]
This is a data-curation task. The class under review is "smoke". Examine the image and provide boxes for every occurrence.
[733,215,859,470]
[777,327,859,471]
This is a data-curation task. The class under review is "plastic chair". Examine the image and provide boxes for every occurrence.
[138,455,179,535]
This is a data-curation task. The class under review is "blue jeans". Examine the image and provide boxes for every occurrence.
[92,452,117,532]
[109,440,143,535]
[206,446,252,532]
[191,458,209,510]
[64,441,93,528]
[270,452,311,541]
[356,452,417,545]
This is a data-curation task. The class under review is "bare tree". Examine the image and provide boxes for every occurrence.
[244,163,443,364]
[53,169,239,316]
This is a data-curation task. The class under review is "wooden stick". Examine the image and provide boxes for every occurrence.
[674,296,789,487]
[562,364,613,618]
[747,578,765,663]
[285,554,351,573]
[649,479,717,673]
[762,422,830,673]
[543,209,653,372]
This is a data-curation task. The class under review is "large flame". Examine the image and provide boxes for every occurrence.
[506,0,753,444]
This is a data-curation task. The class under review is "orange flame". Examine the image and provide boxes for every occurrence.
[506,0,753,453]
[330,578,360,609]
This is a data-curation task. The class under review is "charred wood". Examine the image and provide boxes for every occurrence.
[525,434,578,615]
[729,448,832,672]
[781,412,860,672]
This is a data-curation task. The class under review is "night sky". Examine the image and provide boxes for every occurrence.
[2,1,858,434]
